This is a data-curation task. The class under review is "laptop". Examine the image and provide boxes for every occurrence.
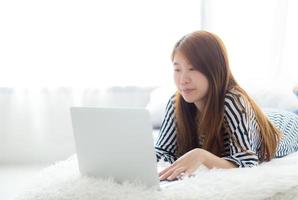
[70,107,179,189]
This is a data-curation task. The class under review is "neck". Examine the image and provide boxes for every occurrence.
[194,101,203,111]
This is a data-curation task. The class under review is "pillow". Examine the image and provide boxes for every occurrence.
[146,86,176,129]
[293,85,298,114]
[244,83,298,112]
[146,83,298,129]
[293,85,298,97]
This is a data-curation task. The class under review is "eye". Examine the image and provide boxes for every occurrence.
[174,68,181,72]
[189,67,195,71]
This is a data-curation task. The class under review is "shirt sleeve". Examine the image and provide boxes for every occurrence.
[222,94,259,168]
[155,95,177,163]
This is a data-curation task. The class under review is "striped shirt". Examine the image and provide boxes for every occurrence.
[155,91,298,167]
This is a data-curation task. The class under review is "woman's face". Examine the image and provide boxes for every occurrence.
[173,51,209,110]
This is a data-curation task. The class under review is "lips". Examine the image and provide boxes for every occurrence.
[181,89,195,95]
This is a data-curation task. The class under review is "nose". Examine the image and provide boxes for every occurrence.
[180,71,191,85]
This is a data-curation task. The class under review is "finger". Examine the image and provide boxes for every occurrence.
[158,160,180,176]
[185,168,196,177]
[161,168,185,181]
[159,165,173,177]
[159,167,176,181]
[159,160,180,179]
[167,167,185,181]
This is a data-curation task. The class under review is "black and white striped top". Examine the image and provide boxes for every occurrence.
[155,90,298,167]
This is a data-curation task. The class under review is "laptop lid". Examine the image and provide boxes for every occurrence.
[70,107,160,188]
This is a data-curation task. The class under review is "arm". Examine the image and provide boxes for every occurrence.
[222,93,259,167]
[155,95,177,163]
[199,148,237,169]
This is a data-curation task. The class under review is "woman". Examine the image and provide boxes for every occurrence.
[156,30,298,181]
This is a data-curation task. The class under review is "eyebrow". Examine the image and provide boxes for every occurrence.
[173,62,193,67]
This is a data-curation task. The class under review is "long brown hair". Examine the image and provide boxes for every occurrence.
[172,31,282,162]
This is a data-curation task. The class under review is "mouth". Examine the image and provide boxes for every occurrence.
[181,89,195,95]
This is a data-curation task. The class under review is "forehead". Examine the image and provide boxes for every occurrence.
[173,51,191,65]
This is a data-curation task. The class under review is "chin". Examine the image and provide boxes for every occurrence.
[181,95,196,103]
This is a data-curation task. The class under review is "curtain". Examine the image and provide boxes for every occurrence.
[281,0,298,85]
[203,0,297,89]
[0,87,153,164]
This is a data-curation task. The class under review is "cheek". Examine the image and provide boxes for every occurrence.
[173,74,179,85]
[202,80,209,93]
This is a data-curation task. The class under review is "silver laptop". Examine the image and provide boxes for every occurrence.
[70,107,177,189]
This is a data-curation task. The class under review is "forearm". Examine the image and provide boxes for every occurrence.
[198,148,237,169]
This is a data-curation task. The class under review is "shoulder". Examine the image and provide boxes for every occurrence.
[170,93,176,103]
[223,89,256,128]
[166,93,176,110]
[161,94,176,120]
[224,89,248,114]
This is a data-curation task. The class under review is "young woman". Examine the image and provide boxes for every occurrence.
[156,30,298,181]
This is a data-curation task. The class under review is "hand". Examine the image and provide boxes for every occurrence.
[159,148,204,181]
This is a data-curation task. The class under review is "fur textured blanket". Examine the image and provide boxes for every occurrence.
[16,153,298,200]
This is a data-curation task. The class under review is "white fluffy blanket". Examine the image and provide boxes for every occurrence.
[16,153,298,200]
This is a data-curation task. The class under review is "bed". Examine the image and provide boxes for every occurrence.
[6,85,298,199]
[15,151,298,200]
